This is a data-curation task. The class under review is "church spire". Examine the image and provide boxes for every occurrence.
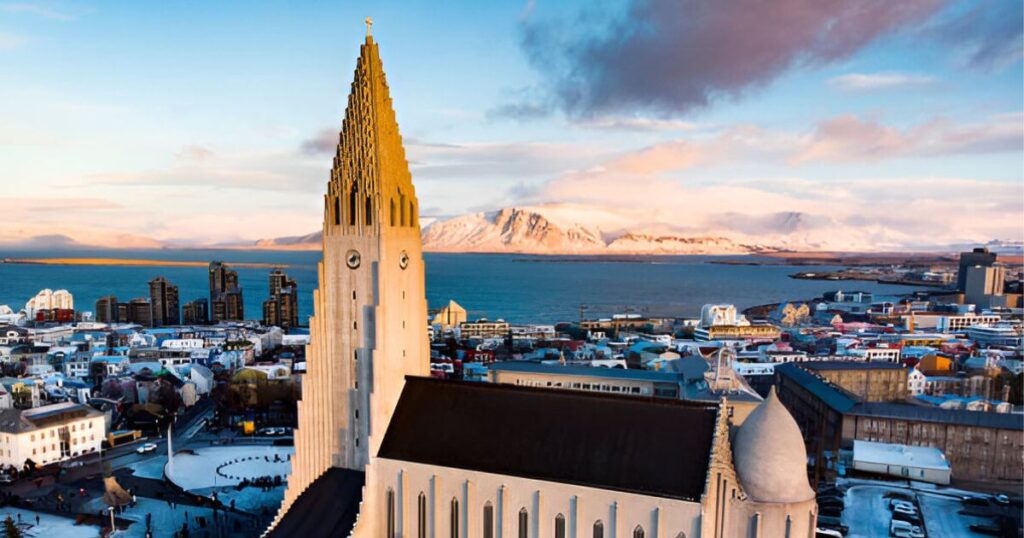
[324,22,418,236]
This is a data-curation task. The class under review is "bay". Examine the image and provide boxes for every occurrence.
[0,249,937,324]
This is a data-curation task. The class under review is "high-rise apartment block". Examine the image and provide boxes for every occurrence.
[209,261,244,322]
[148,276,180,326]
[182,298,210,325]
[262,269,299,329]
[956,247,997,291]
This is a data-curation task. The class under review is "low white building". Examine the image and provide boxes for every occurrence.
[0,402,106,469]
[841,346,901,363]
[907,367,926,396]
[161,338,205,350]
[852,439,951,485]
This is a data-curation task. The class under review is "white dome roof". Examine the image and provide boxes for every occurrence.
[732,387,814,503]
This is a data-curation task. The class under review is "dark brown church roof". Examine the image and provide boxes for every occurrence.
[378,377,718,501]
[266,468,363,537]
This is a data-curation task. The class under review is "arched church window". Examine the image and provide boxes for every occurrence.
[633,526,645,538]
[518,508,528,538]
[334,196,340,226]
[675,533,687,538]
[450,498,459,538]
[390,198,396,226]
[555,514,566,538]
[385,488,396,538]
[593,520,604,538]
[482,502,494,538]
[417,493,427,538]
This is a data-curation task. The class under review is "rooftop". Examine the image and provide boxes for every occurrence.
[379,376,718,501]
[777,363,1023,431]
[853,439,950,471]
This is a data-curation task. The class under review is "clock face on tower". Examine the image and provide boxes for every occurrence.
[399,251,409,270]
[346,250,361,269]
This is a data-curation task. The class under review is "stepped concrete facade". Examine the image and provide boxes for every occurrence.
[274,27,429,534]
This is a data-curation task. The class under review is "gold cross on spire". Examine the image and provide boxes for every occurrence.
[365,16,373,37]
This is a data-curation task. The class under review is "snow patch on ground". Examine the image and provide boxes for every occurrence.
[166,446,293,491]
[131,455,168,480]
[0,507,99,538]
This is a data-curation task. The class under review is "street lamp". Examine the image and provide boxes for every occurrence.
[108,506,116,533]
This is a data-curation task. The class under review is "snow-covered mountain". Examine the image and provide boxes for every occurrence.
[421,204,765,254]
[246,203,1016,255]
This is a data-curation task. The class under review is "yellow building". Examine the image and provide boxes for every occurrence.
[430,299,467,331]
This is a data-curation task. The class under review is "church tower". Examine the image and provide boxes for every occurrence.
[279,23,430,516]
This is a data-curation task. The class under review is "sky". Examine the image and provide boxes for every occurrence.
[1,0,1022,249]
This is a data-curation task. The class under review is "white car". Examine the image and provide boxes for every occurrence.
[889,520,925,538]
[889,499,914,511]
[892,504,917,517]
[136,443,158,454]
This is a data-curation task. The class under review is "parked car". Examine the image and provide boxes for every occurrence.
[0,473,13,484]
[817,515,848,534]
[892,509,922,526]
[816,528,844,538]
[889,499,915,511]
[136,443,158,454]
[889,520,925,538]
[884,491,915,502]
[993,494,1009,505]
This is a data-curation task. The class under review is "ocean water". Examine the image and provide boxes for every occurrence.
[0,249,938,324]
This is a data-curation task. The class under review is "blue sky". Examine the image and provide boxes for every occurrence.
[1,0,1021,249]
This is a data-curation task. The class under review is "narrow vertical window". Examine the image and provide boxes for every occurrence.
[593,521,604,538]
[483,502,494,538]
[555,514,566,538]
[386,488,396,538]
[633,526,645,538]
[390,198,396,226]
[450,498,459,538]
[418,493,427,538]
[408,200,415,227]
[349,185,357,226]
[400,193,407,226]
[365,196,373,225]
[334,196,341,226]
[518,508,528,538]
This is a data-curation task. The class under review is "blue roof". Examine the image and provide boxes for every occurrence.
[90,356,129,363]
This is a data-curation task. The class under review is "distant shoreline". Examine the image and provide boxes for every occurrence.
[1,258,286,269]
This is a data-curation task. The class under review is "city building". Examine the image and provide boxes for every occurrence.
[956,247,996,291]
[0,402,105,469]
[458,318,510,340]
[127,298,153,328]
[966,324,1023,348]
[271,31,817,538]
[148,276,180,327]
[209,261,244,322]
[776,362,1023,484]
[429,299,467,332]
[262,269,299,329]
[964,265,1006,308]
[181,298,209,325]
[94,295,119,324]
[23,289,73,319]
[797,361,908,402]
[851,440,951,485]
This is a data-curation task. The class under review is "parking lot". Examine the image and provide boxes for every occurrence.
[839,480,1017,537]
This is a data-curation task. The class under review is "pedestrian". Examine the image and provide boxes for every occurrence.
[16,513,20,523]
[35,514,39,526]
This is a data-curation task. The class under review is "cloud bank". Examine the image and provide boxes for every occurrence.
[517,0,948,117]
